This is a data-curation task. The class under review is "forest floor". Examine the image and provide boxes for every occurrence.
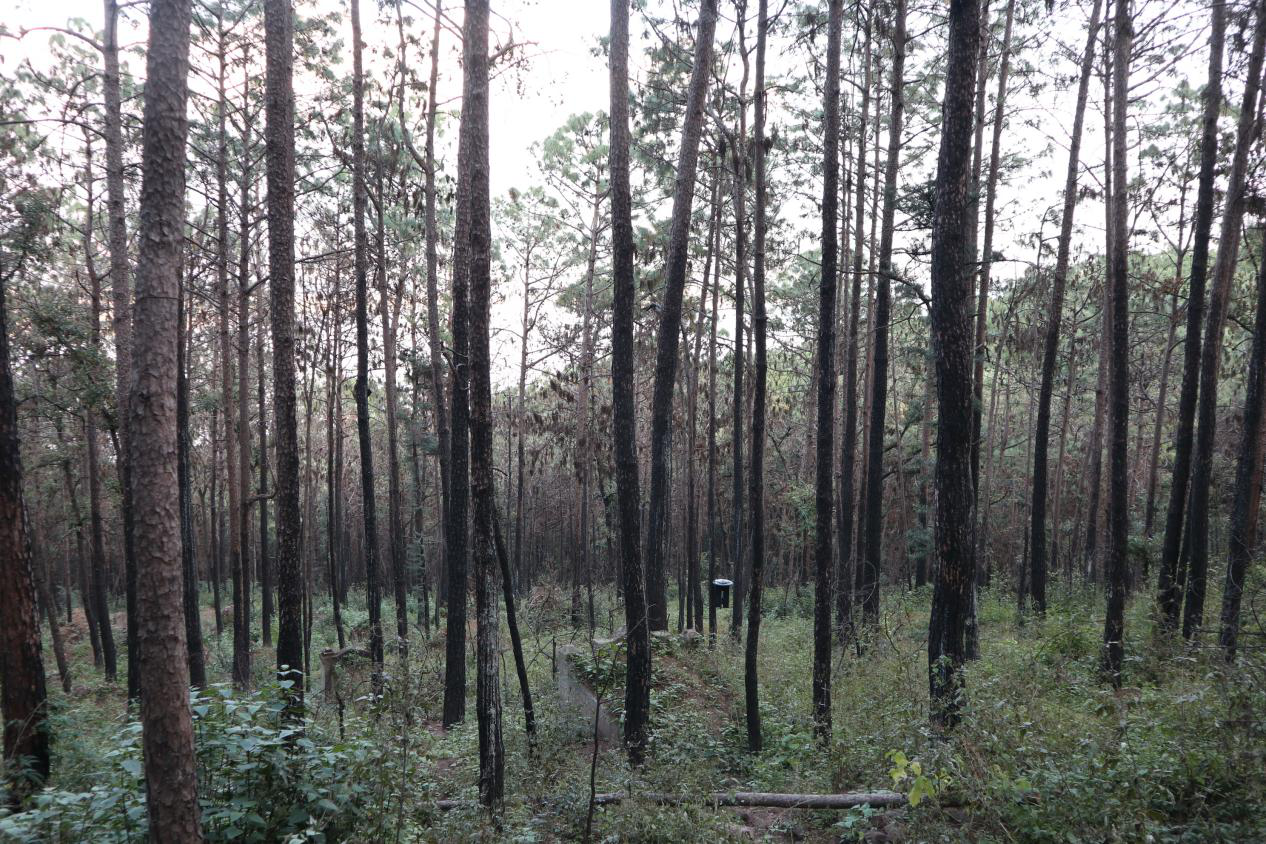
[7,574,1266,842]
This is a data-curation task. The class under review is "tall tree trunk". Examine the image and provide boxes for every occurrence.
[644,0,718,634]
[103,0,140,703]
[609,0,652,765]
[838,5,872,636]
[577,193,603,631]
[265,0,304,712]
[423,2,450,611]
[1102,0,1133,686]
[516,251,531,608]
[1220,230,1266,659]
[928,0,982,730]
[707,184,721,642]
[811,0,842,742]
[210,407,223,636]
[128,0,202,832]
[0,269,50,800]
[457,0,504,805]
[78,137,116,677]
[178,262,207,689]
[1183,3,1266,640]
[236,171,253,678]
[1030,0,1102,613]
[1156,1,1224,629]
[745,0,771,754]
[973,0,1016,559]
[325,314,346,649]
[375,141,409,649]
[729,9,754,642]
[217,12,248,687]
[257,307,272,647]
[350,0,384,688]
[859,0,907,624]
[441,17,474,728]
[687,179,718,635]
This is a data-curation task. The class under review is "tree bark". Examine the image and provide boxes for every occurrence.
[811,0,842,742]
[178,261,206,689]
[928,0,982,730]
[859,0,907,625]
[744,0,771,754]
[457,0,505,806]
[350,0,384,688]
[257,303,272,647]
[0,269,50,799]
[265,0,305,712]
[1155,0,1225,630]
[1102,0,1133,686]
[102,0,140,703]
[128,0,202,832]
[217,10,249,688]
[644,0,718,635]
[1220,230,1266,659]
[375,135,409,649]
[837,5,872,637]
[1182,2,1266,640]
[609,0,651,765]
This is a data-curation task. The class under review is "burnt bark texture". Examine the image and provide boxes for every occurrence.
[459,0,505,806]
[1102,0,1133,686]
[350,0,384,687]
[643,0,718,633]
[745,0,771,754]
[1155,0,1224,631]
[928,0,982,730]
[609,0,651,765]
[859,0,907,624]
[1182,1,1266,641]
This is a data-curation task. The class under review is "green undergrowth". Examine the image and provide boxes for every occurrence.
[2,576,1264,841]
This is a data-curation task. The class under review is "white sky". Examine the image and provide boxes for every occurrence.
[4,0,1219,390]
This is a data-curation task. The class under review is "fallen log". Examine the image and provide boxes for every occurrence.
[436,789,905,811]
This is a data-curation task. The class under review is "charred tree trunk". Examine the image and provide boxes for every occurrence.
[811,0,842,742]
[609,0,651,765]
[859,0,907,624]
[1102,0,1133,686]
[1155,0,1224,630]
[745,0,771,754]
[350,0,384,688]
[928,0,982,730]
[838,5,872,636]
[178,263,206,689]
[1183,3,1265,640]
[644,0,717,634]
[423,3,451,611]
[460,0,504,805]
